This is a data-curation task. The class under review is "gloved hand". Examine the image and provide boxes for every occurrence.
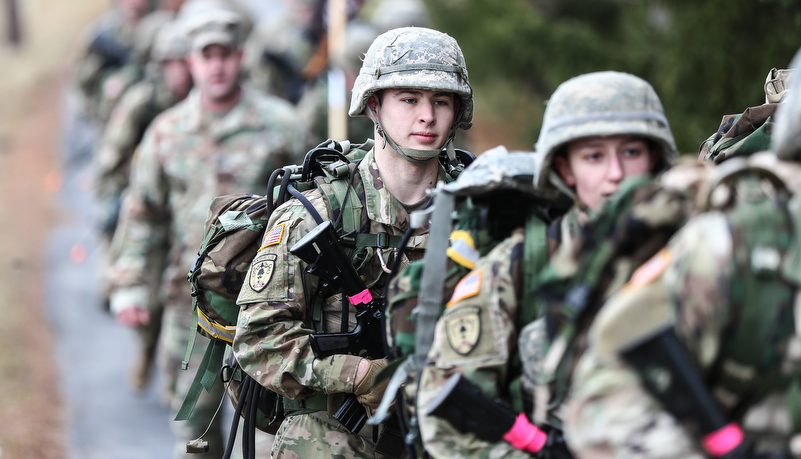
[353,358,389,411]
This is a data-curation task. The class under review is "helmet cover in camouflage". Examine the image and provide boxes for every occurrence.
[349,26,473,132]
[533,71,677,190]
[442,145,554,199]
[151,20,191,61]
[773,48,801,161]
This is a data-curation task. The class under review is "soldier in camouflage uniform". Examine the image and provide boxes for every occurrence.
[108,9,309,458]
[232,27,473,458]
[73,0,153,122]
[415,71,677,458]
[93,19,192,391]
[560,54,801,459]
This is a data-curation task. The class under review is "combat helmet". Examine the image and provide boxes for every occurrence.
[534,71,677,195]
[772,49,801,161]
[150,20,191,62]
[349,27,473,164]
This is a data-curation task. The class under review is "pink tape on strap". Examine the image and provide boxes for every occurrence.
[502,413,547,453]
[702,423,744,457]
[348,289,373,305]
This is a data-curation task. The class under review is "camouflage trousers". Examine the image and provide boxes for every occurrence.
[272,411,398,459]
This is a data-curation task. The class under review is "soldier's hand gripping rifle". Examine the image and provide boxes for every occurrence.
[289,220,387,434]
[425,373,574,458]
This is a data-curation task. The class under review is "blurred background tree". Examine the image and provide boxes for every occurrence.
[422,0,801,154]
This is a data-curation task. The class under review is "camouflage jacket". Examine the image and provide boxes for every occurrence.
[233,149,439,403]
[73,9,139,121]
[109,87,308,314]
[93,75,182,234]
[416,207,582,459]
[563,158,801,458]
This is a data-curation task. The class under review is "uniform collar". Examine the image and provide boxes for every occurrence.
[357,149,448,228]
[184,87,265,141]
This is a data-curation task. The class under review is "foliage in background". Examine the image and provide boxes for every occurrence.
[423,0,801,154]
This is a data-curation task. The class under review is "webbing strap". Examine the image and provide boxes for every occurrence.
[414,188,455,365]
[181,299,201,370]
[520,214,549,327]
[175,339,226,420]
[281,391,329,415]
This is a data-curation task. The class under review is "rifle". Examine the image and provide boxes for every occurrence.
[621,326,792,459]
[424,373,574,458]
[289,220,387,434]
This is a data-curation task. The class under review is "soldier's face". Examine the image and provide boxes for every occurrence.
[555,135,658,211]
[162,59,193,101]
[368,88,456,155]
[187,44,242,102]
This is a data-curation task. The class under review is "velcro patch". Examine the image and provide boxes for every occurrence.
[446,271,482,307]
[259,223,285,250]
[249,253,277,292]
[445,305,481,355]
[624,248,672,292]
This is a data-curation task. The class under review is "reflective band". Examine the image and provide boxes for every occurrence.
[702,423,744,457]
[542,110,669,133]
[197,308,236,344]
[503,413,547,453]
[349,289,373,306]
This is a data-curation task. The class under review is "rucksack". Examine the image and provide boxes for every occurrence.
[175,140,372,455]
[374,147,569,456]
[175,138,474,458]
[529,152,801,441]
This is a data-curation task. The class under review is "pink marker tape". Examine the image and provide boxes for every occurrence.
[348,289,373,305]
[702,423,744,457]
[502,413,548,453]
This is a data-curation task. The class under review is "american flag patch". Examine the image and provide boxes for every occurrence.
[447,271,482,307]
[259,223,286,250]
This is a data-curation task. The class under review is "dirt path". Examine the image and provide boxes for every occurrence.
[0,1,108,458]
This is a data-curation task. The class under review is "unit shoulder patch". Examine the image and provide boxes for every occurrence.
[444,305,482,355]
[249,253,278,292]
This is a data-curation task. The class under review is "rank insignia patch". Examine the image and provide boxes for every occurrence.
[445,306,481,355]
[249,253,277,292]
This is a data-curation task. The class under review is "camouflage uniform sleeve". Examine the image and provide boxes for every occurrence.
[108,120,171,310]
[417,230,535,459]
[561,212,734,459]
[232,197,363,400]
[94,84,152,224]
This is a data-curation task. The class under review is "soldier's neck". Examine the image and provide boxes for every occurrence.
[373,143,440,205]
[200,86,243,115]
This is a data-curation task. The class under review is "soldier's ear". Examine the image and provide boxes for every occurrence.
[553,155,576,187]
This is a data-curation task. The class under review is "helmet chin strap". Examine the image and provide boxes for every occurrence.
[366,106,443,164]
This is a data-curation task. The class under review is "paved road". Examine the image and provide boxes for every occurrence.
[47,90,176,459]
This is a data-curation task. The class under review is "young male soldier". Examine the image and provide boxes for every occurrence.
[415,71,677,458]
[560,56,801,459]
[232,27,474,458]
[96,19,193,391]
[108,8,309,458]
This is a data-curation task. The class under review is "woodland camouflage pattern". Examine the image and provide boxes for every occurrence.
[233,150,439,458]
